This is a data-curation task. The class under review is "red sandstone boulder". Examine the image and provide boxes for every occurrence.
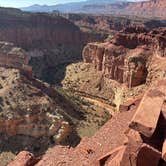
[129,86,165,137]
[7,151,37,166]
[137,144,161,166]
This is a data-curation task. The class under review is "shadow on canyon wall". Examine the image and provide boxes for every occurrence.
[43,62,77,85]
[29,44,84,86]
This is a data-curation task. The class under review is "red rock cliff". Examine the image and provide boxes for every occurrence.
[83,27,166,88]
[0,8,104,49]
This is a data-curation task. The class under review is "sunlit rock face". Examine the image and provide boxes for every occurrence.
[83,27,166,88]
[0,41,70,144]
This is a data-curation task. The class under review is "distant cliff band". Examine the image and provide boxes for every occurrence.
[0,42,32,77]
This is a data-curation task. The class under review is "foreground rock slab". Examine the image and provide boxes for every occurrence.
[129,83,166,137]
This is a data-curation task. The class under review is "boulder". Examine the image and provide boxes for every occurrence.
[129,87,165,137]
[98,143,161,166]
[7,151,37,166]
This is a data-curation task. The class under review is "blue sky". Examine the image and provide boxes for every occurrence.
[0,0,146,8]
[0,0,85,7]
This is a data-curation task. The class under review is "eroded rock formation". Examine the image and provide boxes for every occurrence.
[83,27,166,88]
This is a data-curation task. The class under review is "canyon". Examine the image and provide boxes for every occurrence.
[0,41,111,165]
[7,26,166,166]
[0,1,165,166]
[0,7,105,83]
[62,27,166,107]
[0,36,110,166]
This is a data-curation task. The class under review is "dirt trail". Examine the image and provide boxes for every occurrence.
[81,96,115,115]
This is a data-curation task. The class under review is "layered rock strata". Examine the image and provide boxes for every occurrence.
[63,0,166,19]
[83,27,166,88]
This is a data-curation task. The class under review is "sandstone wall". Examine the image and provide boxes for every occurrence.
[83,27,166,88]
